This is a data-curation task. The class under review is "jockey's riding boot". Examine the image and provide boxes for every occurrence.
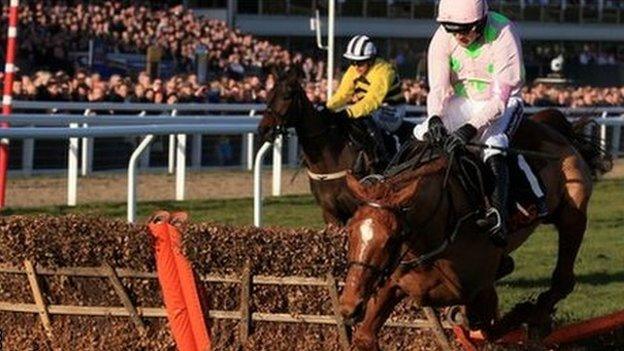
[481,155,510,248]
[536,197,549,219]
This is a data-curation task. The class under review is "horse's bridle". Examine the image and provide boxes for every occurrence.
[346,190,447,291]
[344,149,493,291]
[264,82,330,142]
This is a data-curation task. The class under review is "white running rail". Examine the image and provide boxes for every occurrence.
[254,141,273,227]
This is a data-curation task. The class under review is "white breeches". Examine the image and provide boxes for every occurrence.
[413,96,524,161]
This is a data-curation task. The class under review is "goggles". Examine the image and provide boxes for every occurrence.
[441,21,479,35]
[350,59,372,67]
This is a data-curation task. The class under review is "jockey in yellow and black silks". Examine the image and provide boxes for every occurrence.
[324,35,409,172]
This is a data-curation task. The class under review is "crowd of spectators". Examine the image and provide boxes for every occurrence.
[1,1,326,79]
[4,68,624,108]
[0,1,622,109]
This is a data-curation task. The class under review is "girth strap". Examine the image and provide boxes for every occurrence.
[307,169,348,181]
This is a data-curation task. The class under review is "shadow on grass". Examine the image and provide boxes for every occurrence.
[501,271,624,288]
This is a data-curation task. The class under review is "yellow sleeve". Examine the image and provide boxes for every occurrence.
[326,65,357,111]
[346,62,394,118]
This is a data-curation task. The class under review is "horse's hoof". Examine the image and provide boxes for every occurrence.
[497,301,536,331]
[527,309,555,340]
[445,305,467,327]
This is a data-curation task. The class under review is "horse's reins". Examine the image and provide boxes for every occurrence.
[347,154,480,291]
[346,190,448,291]
[466,142,560,160]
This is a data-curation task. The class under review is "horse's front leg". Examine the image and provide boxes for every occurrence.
[352,278,406,351]
[465,285,501,338]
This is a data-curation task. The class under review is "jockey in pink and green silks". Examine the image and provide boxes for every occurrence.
[413,0,546,248]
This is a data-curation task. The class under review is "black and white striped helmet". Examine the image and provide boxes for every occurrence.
[343,35,377,61]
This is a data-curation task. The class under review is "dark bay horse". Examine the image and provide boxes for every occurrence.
[257,67,371,225]
[338,110,610,350]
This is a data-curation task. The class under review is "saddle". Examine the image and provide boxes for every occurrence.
[384,138,547,231]
[457,152,547,231]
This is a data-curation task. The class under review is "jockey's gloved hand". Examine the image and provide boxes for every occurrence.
[426,116,447,144]
[444,124,477,154]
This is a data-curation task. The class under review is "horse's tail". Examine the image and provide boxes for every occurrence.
[531,108,613,177]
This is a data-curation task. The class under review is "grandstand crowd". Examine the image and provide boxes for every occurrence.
[1,1,623,108]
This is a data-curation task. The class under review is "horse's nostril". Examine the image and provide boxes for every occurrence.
[340,299,366,326]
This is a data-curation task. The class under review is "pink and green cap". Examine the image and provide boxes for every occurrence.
[437,0,488,24]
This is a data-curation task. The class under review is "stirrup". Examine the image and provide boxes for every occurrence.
[360,174,384,186]
[536,198,549,219]
[477,207,502,233]
[481,208,508,247]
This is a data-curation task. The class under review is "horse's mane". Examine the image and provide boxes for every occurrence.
[361,154,448,204]
[286,75,349,133]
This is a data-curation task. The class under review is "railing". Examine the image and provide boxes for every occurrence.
[0,115,259,222]
[3,102,623,225]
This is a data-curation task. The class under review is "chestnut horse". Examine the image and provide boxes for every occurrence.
[338,110,610,350]
[257,67,370,225]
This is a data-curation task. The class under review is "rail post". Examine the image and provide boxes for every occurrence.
[253,141,273,227]
[167,109,177,174]
[67,123,79,206]
[80,109,94,176]
[136,111,151,168]
[175,133,186,201]
[272,134,283,196]
[127,134,155,223]
[242,109,256,171]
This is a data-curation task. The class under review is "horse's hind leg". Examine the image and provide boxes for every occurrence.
[353,279,406,351]
[532,200,588,333]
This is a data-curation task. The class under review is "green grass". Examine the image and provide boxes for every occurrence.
[2,180,623,323]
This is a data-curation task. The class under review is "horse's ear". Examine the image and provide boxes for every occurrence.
[286,64,305,83]
[346,172,371,202]
[388,179,421,208]
[293,64,305,80]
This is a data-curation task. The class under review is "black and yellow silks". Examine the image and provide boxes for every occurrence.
[326,58,403,118]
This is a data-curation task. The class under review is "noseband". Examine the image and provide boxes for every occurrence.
[346,201,412,289]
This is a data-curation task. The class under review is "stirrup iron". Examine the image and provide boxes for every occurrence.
[477,207,502,234]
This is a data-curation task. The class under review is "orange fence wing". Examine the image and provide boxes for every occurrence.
[149,219,198,351]
[168,221,212,351]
